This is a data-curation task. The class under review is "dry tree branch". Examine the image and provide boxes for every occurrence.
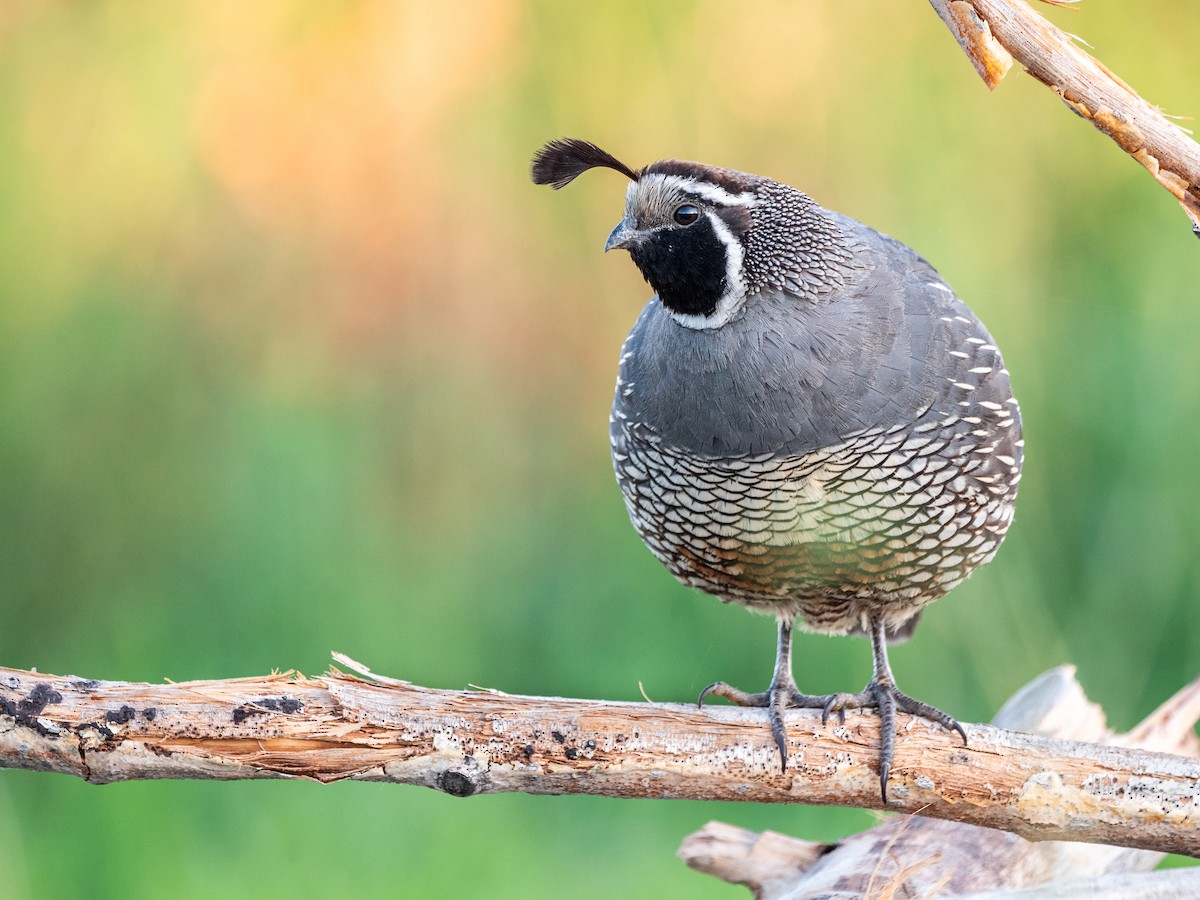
[2,659,1199,861]
[680,665,1200,898]
[928,0,1200,235]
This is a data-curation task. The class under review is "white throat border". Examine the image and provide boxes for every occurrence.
[667,209,748,331]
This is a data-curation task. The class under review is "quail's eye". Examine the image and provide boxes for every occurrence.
[673,204,700,226]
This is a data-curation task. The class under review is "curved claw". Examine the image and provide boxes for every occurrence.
[820,694,849,726]
[874,682,897,800]
[696,677,832,773]
[889,691,969,747]
[697,682,769,709]
[818,679,967,802]
[768,695,789,772]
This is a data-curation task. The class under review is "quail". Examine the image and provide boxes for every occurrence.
[531,138,1022,800]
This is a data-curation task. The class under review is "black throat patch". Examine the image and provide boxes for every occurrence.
[629,215,728,319]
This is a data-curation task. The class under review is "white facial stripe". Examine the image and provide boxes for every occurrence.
[667,210,747,331]
[708,211,746,298]
[641,173,756,208]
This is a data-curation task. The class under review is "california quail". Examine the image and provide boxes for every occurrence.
[531,138,1022,800]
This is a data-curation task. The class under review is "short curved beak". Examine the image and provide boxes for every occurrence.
[604,218,639,253]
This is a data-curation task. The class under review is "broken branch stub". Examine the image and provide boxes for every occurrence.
[928,0,1200,234]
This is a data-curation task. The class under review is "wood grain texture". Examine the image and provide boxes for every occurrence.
[2,661,1198,859]
[681,666,1200,897]
[928,0,1200,233]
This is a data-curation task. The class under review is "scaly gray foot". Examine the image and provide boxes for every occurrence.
[821,680,968,801]
[699,678,968,801]
[698,681,833,771]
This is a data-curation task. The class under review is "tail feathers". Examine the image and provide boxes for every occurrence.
[849,611,922,644]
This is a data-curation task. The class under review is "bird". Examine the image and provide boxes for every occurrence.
[530,138,1022,800]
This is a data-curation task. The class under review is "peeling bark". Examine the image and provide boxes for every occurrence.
[679,666,1200,897]
[928,0,1200,234]
[2,661,1198,862]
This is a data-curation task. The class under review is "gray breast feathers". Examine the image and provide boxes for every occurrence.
[613,226,1016,463]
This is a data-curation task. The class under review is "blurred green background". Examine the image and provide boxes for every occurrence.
[2,1,1198,896]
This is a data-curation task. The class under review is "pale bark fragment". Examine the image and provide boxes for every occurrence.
[961,868,1200,900]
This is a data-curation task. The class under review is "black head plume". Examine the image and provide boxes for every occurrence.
[531,138,639,190]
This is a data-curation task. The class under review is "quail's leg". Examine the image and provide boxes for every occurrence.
[821,613,968,801]
[698,618,832,771]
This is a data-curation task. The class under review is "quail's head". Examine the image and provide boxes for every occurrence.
[532,137,855,330]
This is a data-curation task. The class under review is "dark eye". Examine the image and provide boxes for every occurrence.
[673,204,700,226]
